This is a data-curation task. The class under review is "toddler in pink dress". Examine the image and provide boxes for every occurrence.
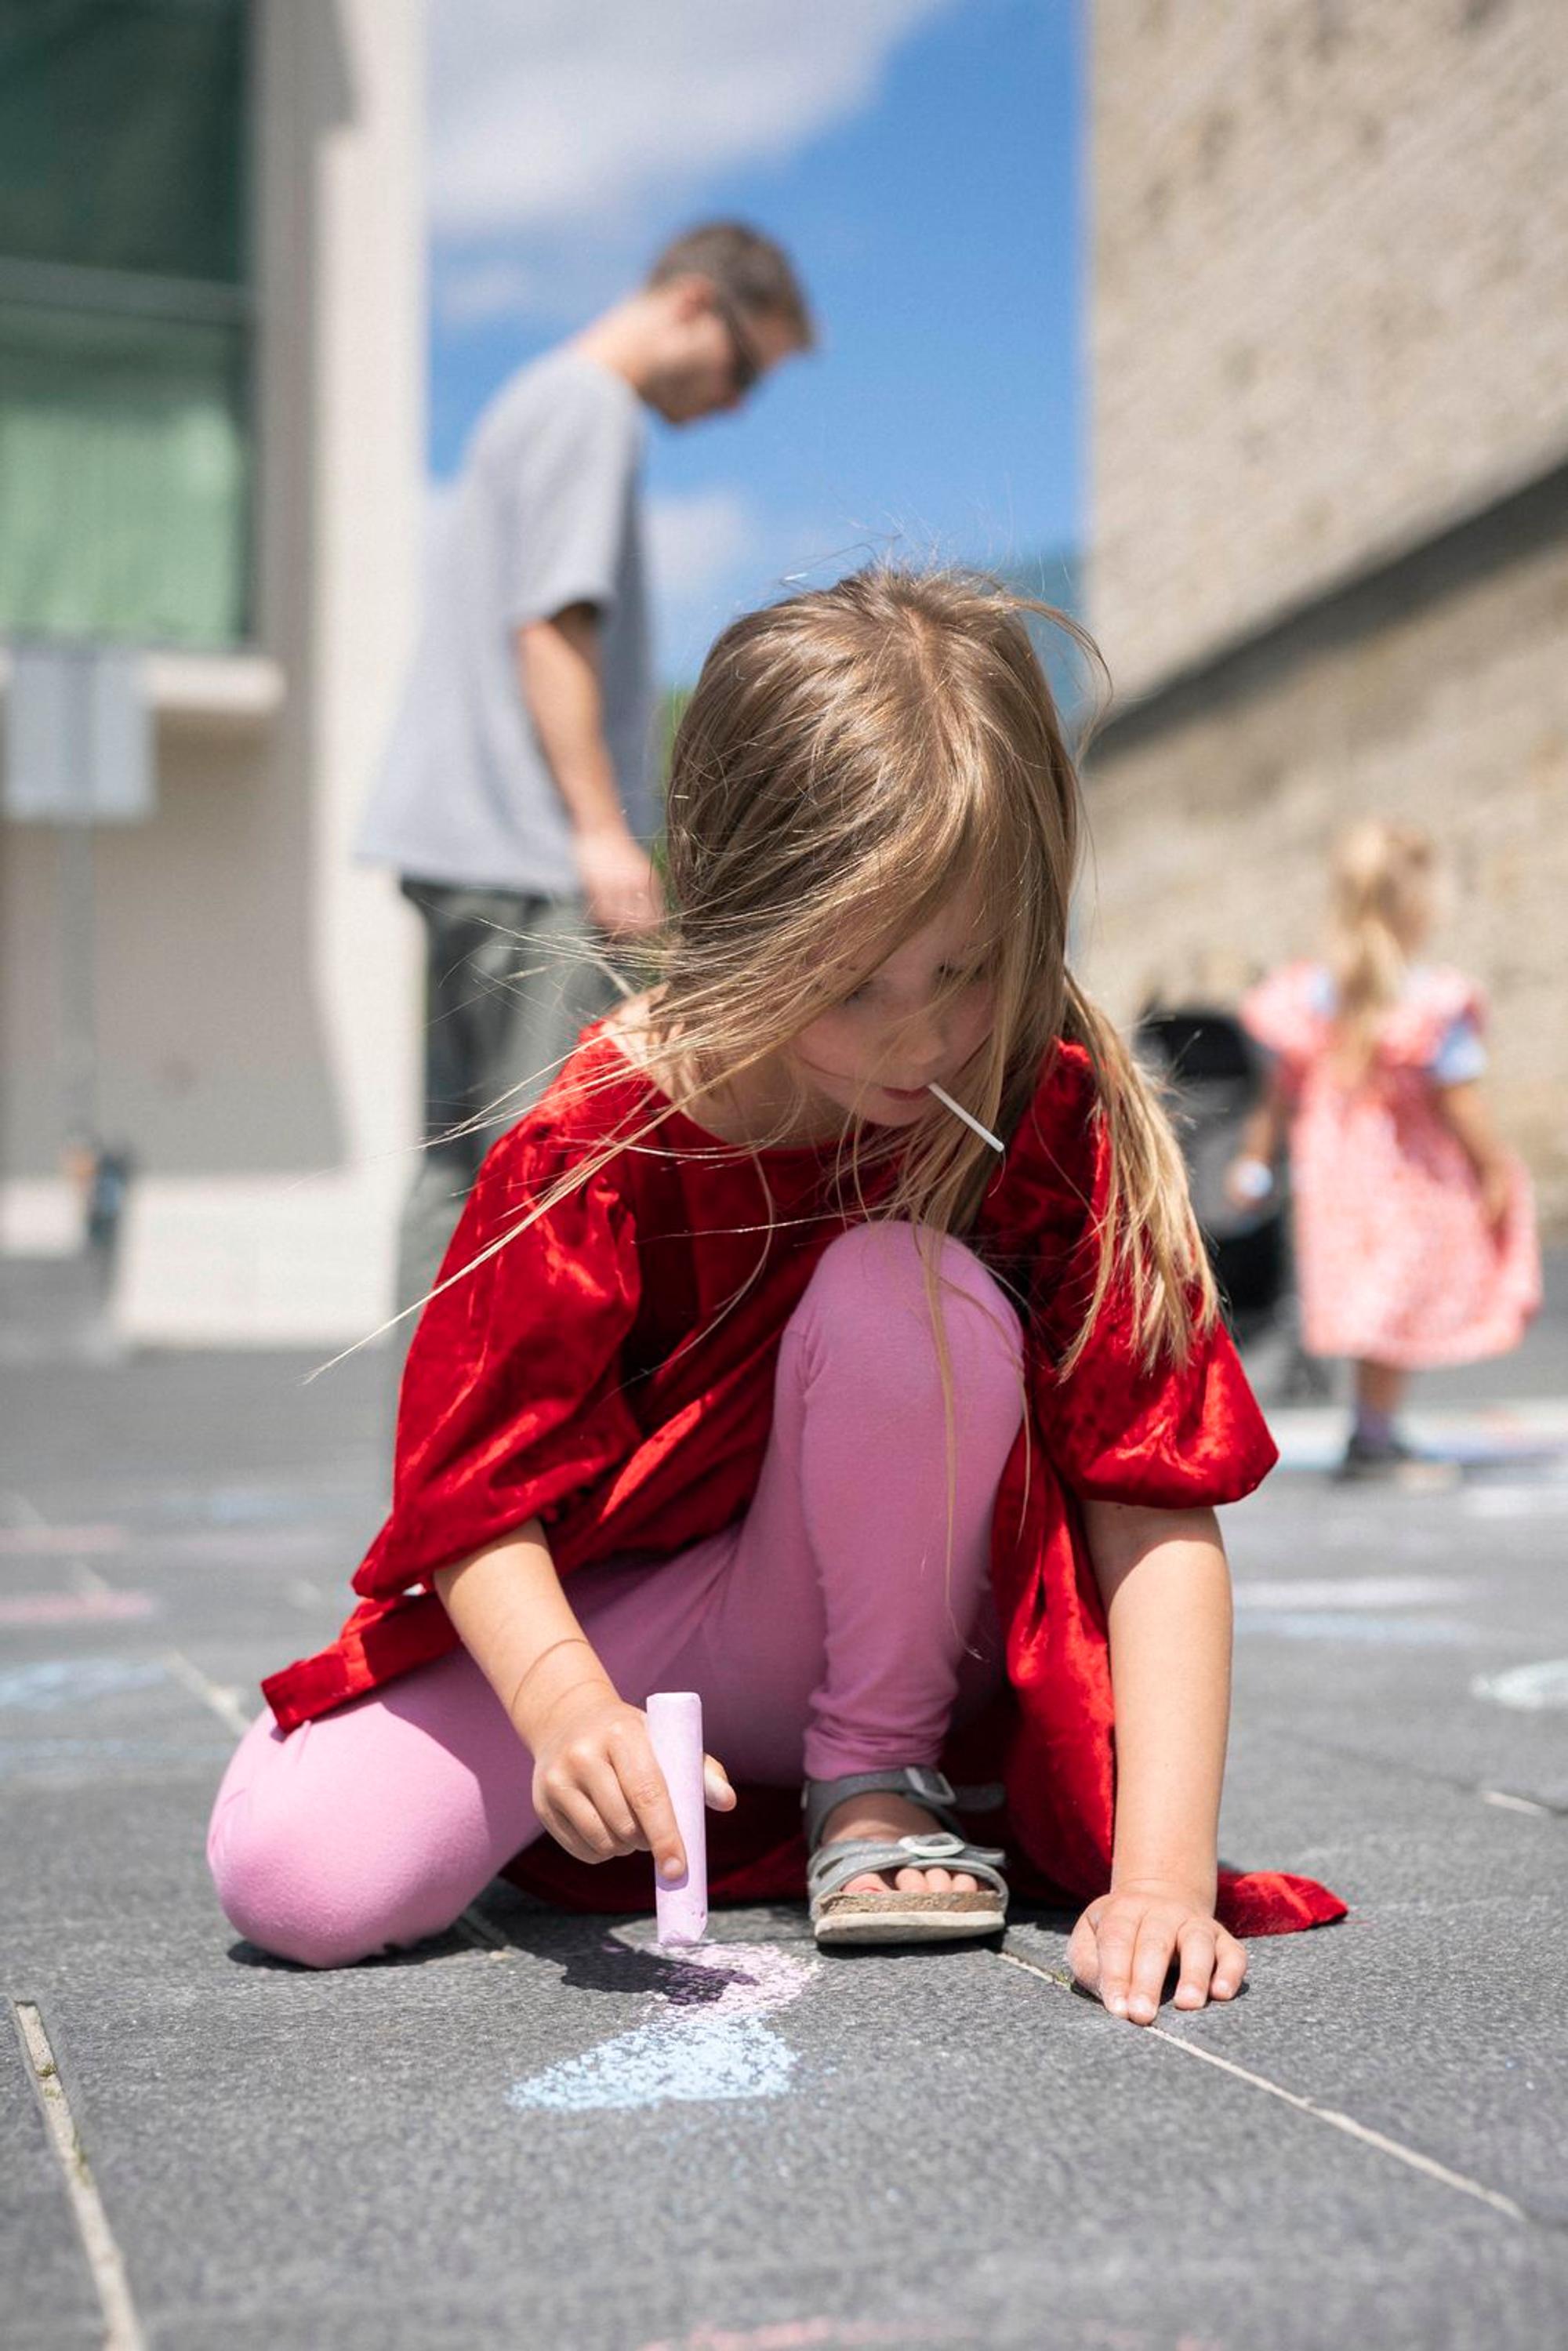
[1232,822,1539,1475]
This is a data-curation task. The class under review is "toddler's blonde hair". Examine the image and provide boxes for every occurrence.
[1327,819,1438,1081]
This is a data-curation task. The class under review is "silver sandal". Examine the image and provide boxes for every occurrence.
[804,1765,1008,1948]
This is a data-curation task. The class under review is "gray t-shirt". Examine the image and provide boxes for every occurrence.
[357,346,655,896]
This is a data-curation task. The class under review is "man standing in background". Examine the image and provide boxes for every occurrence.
[358,222,815,1314]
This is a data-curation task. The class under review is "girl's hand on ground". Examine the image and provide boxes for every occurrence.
[1069,1880,1247,2026]
[530,1684,735,1874]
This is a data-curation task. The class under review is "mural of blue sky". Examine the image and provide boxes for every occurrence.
[427,0,1080,683]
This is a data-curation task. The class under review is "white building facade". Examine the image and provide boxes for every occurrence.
[0,0,426,1341]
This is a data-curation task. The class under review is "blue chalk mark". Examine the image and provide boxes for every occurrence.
[0,1658,166,1712]
[0,1736,234,1780]
[508,2015,798,2112]
[507,1940,818,2114]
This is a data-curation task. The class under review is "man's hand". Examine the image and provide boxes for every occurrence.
[530,1682,735,1874]
[517,608,662,936]
[1069,1878,1247,2025]
[575,824,665,939]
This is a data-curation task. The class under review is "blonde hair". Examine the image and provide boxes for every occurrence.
[397,567,1216,1383]
[1327,820,1437,1081]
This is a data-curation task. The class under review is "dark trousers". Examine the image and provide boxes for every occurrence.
[394,880,620,1317]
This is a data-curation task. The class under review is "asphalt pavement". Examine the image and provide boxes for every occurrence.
[3,1251,1566,2351]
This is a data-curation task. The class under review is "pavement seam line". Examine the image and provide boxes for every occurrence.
[162,1647,254,1740]
[993,1947,1530,2226]
[456,1906,514,1955]
[12,1999,148,2351]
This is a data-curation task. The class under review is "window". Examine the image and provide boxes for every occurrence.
[0,0,251,648]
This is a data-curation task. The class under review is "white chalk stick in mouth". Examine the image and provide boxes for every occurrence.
[927,1083,1005,1154]
[645,1690,709,1946]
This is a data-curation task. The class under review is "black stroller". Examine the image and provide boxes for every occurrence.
[1134,1003,1329,1397]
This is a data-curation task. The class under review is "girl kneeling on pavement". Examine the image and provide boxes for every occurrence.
[209,567,1344,2016]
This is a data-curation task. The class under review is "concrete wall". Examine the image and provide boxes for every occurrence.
[1090,0,1568,698]
[0,0,426,1341]
[1079,473,1568,1226]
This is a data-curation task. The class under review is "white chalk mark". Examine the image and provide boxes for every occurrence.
[1236,1613,1474,1646]
[13,2001,147,2350]
[995,1946,1527,2223]
[1232,1576,1476,1611]
[1479,1789,1554,1816]
[162,1650,254,1741]
[508,1941,818,2113]
[1472,1659,1568,1712]
[1462,1485,1568,1520]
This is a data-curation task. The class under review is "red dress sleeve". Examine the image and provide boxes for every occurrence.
[994,1045,1277,1506]
[352,1123,643,1600]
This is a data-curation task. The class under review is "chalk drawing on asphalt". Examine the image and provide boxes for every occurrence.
[0,1657,166,1711]
[0,1590,159,1625]
[1232,1576,1477,1609]
[1471,1658,1568,1711]
[507,1941,818,2113]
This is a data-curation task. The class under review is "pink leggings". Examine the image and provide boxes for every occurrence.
[208,1223,1025,1967]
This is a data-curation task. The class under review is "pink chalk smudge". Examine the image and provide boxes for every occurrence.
[0,1590,159,1625]
[635,2322,951,2351]
[0,1526,128,1556]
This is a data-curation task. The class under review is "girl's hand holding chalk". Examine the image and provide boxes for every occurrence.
[529,1682,735,1881]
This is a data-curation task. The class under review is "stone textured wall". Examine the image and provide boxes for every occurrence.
[1090,0,1568,697]
[1078,508,1568,1227]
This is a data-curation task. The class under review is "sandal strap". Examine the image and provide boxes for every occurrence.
[803,1765,970,1851]
[808,1831,1007,1906]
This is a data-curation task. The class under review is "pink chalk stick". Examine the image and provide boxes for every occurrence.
[645,1691,708,1946]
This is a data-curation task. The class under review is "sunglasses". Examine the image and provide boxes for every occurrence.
[710,288,764,398]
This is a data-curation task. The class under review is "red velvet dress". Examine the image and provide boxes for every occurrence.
[263,1027,1345,1939]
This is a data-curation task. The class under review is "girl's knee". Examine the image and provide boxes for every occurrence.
[791,1223,1024,1426]
[207,1730,459,1972]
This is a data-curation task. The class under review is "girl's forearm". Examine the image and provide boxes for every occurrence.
[433,1520,615,1750]
[1083,1500,1232,1899]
